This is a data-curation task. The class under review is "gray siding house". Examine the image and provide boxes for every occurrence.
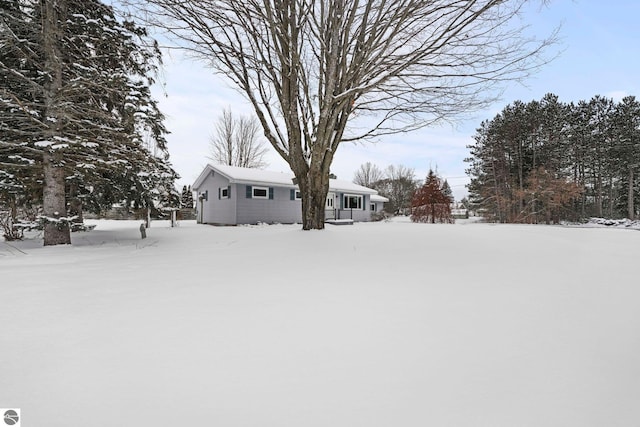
[192,164,388,225]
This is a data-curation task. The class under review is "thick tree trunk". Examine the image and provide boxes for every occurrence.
[42,0,70,246]
[43,153,71,245]
[300,171,329,230]
[293,164,330,230]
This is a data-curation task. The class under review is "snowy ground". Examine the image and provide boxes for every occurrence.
[1,218,639,427]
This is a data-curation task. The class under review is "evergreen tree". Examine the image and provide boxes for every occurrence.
[181,186,188,207]
[611,96,640,219]
[0,0,43,211]
[0,0,177,244]
[181,185,194,208]
[565,100,593,217]
[187,186,194,208]
[411,170,453,224]
[441,179,453,204]
[466,93,640,222]
[586,95,616,217]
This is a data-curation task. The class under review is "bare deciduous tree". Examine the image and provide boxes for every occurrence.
[209,109,269,169]
[377,165,419,214]
[354,162,418,214]
[353,162,384,188]
[135,0,556,229]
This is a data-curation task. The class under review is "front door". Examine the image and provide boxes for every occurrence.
[325,192,335,219]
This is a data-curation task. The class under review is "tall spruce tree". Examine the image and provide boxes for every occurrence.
[0,0,177,245]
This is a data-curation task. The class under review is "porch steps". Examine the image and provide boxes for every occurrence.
[325,219,354,226]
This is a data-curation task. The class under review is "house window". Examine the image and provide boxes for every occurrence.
[344,194,362,209]
[295,190,302,200]
[221,187,229,199]
[252,186,268,199]
[370,203,376,212]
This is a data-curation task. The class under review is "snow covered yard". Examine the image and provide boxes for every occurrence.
[1,218,639,427]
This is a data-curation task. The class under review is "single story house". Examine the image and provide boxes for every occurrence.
[192,164,388,225]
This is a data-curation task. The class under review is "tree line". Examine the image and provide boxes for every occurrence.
[0,0,177,244]
[353,162,453,216]
[466,93,640,223]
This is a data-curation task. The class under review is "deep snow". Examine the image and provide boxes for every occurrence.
[1,218,639,427]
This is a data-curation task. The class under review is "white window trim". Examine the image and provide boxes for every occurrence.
[252,186,269,199]
[295,190,302,200]
[221,187,229,199]
[343,194,363,209]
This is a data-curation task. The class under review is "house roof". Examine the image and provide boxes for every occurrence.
[193,164,379,195]
[371,194,389,203]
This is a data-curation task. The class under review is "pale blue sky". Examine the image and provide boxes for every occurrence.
[154,1,640,200]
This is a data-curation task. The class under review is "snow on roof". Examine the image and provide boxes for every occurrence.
[194,164,378,195]
[330,178,378,195]
[371,194,389,203]
[210,164,299,187]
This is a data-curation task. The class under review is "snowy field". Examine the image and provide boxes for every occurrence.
[1,218,639,427]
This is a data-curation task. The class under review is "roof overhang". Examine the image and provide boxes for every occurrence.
[193,164,380,196]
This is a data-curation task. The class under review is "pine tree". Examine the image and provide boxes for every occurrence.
[611,96,640,219]
[466,94,640,222]
[0,0,177,244]
[186,185,194,208]
[180,186,188,207]
[411,170,453,223]
[180,185,194,208]
[441,179,453,204]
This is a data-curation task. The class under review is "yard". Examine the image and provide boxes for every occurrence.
[1,218,639,426]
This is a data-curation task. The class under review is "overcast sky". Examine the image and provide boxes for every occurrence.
[151,1,640,201]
